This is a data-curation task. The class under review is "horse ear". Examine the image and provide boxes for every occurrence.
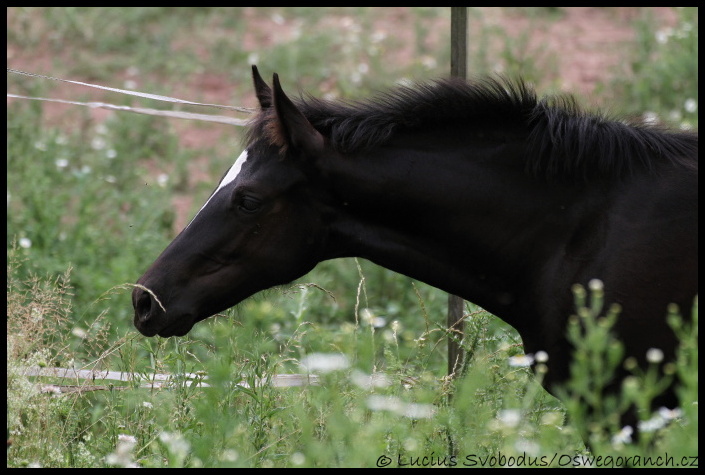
[251,65,272,109]
[272,73,325,155]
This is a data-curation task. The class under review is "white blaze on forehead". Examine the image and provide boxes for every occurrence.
[185,150,248,229]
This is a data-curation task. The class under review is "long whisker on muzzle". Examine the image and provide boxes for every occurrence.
[130,283,166,312]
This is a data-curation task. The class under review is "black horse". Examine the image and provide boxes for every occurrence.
[134,66,697,436]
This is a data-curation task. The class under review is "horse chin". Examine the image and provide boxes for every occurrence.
[156,303,231,337]
[157,325,192,338]
[160,315,199,337]
[134,314,197,338]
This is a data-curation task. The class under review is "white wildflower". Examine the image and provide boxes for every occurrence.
[642,111,659,126]
[611,426,633,446]
[106,434,138,468]
[638,415,666,433]
[646,348,664,364]
[535,351,549,363]
[658,406,682,420]
[497,409,521,428]
[684,98,697,113]
[588,278,604,291]
[508,354,534,367]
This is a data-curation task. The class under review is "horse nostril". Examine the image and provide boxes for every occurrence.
[135,289,153,322]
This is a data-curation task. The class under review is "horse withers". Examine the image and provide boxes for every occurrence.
[133,65,697,439]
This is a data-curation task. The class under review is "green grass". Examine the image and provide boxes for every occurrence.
[613,7,698,128]
[7,7,698,468]
[7,255,698,467]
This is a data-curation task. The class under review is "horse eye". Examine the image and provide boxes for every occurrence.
[238,196,261,214]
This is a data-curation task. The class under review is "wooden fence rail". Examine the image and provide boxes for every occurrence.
[24,367,319,394]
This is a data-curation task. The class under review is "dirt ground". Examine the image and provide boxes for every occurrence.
[7,7,681,230]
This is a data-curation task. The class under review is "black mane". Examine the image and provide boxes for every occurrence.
[248,76,697,180]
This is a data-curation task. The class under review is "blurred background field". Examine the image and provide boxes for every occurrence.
[7,7,697,467]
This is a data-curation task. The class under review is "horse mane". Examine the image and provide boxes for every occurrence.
[247,76,698,181]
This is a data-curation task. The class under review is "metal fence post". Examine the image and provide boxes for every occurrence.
[447,7,468,378]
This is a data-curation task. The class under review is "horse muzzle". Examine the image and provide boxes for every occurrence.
[132,285,196,337]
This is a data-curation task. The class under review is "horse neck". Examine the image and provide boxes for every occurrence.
[317,132,606,317]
